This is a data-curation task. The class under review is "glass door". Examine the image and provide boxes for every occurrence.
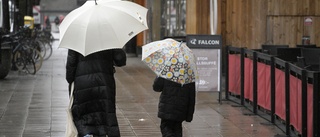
[160,0,186,38]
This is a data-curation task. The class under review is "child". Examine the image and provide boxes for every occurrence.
[153,77,196,137]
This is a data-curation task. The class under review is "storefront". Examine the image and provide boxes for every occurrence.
[146,0,220,41]
[145,0,186,42]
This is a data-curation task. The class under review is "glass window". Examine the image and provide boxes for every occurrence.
[161,0,186,38]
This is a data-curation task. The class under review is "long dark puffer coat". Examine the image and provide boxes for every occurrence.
[153,77,196,122]
[66,49,126,137]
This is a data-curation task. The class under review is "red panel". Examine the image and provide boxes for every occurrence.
[228,55,241,95]
[257,62,266,109]
[307,84,313,137]
[244,58,253,100]
[275,68,286,120]
[249,66,254,101]
[290,75,299,132]
[228,55,235,92]
[297,79,302,133]
[264,65,271,110]
[234,56,241,95]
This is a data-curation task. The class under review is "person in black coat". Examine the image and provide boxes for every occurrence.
[153,77,196,137]
[66,49,126,137]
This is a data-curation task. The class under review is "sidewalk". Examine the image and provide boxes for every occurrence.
[0,36,284,137]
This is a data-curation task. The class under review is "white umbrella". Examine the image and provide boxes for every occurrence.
[59,0,148,56]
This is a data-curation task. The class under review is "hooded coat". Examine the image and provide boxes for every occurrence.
[153,77,196,122]
[66,49,126,137]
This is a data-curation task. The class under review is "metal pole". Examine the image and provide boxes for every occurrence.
[240,48,245,105]
[225,46,229,100]
[270,57,275,123]
[210,0,217,35]
[253,51,257,114]
[285,62,290,136]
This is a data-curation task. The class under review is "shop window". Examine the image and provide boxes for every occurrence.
[161,0,186,38]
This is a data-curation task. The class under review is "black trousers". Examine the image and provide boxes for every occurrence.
[160,119,183,137]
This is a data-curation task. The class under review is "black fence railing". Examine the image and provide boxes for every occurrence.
[225,46,320,137]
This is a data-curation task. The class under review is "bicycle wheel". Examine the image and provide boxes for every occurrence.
[31,48,43,73]
[13,50,24,71]
[24,57,36,74]
[33,40,46,61]
[13,49,36,74]
[43,41,53,60]
[36,33,53,60]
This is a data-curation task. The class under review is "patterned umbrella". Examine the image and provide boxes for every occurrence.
[142,38,198,85]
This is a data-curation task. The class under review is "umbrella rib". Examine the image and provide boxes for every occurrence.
[83,7,124,54]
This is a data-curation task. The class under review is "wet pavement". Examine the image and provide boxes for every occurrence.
[0,33,285,137]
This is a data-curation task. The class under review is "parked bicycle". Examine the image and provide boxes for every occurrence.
[0,26,53,77]
[4,27,44,74]
[34,28,54,60]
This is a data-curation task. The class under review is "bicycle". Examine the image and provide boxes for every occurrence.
[9,27,44,74]
[34,28,54,60]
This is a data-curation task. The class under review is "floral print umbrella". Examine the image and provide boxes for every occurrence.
[142,38,198,85]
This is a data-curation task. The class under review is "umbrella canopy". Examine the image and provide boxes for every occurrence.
[59,0,148,56]
[142,38,198,85]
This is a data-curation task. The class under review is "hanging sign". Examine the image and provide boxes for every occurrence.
[33,6,41,24]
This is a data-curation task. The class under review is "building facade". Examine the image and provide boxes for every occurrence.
[18,0,217,49]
